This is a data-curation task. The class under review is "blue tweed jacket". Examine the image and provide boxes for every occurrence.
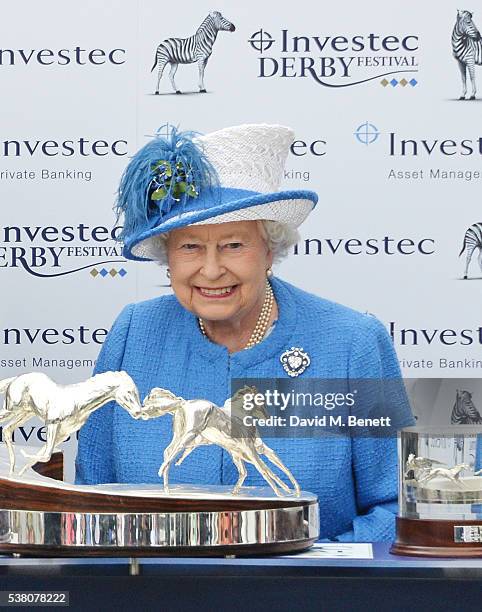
[75,277,414,542]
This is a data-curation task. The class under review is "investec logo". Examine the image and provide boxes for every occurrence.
[0,137,128,158]
[0,224,126,278]
[248,29,419,87]
[0,47,125,67]
[0,136,128,182]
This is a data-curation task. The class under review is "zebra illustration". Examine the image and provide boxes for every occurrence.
[451,389,482,424]
[459,222,482,279]
[151,11,235,95]
[452,10,482,100]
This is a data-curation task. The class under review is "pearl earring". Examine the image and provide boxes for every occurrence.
[266,268,273,278]
[166,268,171,280]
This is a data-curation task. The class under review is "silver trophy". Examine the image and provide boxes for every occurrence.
[0,372,318,556]
[392,426,482,557]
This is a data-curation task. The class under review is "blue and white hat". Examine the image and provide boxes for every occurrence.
[117,124,318,261]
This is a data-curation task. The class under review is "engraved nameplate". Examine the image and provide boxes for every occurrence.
[454,525,482,543]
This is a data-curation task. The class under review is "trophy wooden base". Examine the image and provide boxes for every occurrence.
[0,540,315,558]
[391,516,482,558]
[0,455,319,557]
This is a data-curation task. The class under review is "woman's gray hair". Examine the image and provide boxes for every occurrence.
[149,220,299,265]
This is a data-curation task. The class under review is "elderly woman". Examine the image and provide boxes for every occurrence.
[76,124,413,542]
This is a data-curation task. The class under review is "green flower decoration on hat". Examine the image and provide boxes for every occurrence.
[149,159,199,205]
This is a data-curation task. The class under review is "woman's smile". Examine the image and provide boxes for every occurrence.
[195,285,238,299]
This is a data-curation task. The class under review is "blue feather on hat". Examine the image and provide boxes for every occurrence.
[115,127,218,241]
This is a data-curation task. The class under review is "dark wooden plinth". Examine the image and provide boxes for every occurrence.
[0,475,308,513]
[391,516,482,558]
[31,452,64,481]
[0,539,314,558]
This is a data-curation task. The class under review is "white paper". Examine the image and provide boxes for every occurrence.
[282,543,373,559]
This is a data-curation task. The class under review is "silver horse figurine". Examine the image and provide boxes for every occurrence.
[417,463,471,488]
[404,453,445,480]
[0,371,142,476]
[405,453,482,487]
[141,386,301,497]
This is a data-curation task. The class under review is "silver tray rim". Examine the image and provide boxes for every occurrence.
[0,503,320,549]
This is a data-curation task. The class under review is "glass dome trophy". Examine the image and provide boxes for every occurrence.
[392,380,482,557]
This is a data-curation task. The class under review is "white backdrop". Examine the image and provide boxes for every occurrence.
[1,0,481,478]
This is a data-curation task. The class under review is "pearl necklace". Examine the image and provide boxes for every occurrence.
[198,280,274,350]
